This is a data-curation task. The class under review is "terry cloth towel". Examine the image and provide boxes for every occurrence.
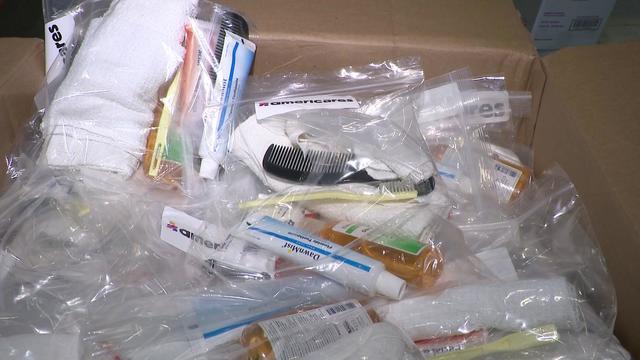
[42,0,195,178]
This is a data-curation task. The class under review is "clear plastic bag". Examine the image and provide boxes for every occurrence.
[83,274,352,359]
[416,70,534,222]
[0,5,633,357]
[19,0,257,201]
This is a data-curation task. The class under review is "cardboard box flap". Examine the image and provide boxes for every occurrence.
[0,38,45,190]
[225,0,537,54]
[541,42,640,227]
[534,41,640,356]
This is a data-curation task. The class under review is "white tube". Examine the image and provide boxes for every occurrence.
[237,215,407,299]
[199,32,256,179]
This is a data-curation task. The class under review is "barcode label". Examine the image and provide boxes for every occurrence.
[259,300,372,360]
[326,301,357,316]
[569,16,602,31]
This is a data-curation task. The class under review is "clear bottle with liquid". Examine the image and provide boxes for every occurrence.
[299,216,443,288]
[240,299,380,360]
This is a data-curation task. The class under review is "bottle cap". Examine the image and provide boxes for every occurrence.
[199,158,220,180]
[375,271,407,300]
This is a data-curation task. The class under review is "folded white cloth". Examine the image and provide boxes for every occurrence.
[42,0,195,178]
[381,277,581,340]
[0,334,80,360]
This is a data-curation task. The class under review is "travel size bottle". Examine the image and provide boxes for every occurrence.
[240,299,380,360]
[431,143,532,203]
[299,216,443,288]
[487,144,532,203]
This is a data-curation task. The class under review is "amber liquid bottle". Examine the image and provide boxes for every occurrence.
[431,143,532,203]
[490,155,532,203]
[241,300,381,360]
[299,217,443,289]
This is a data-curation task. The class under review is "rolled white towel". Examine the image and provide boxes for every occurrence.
[42,0,196,178]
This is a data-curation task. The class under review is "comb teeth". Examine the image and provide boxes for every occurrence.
[262,144,375,184]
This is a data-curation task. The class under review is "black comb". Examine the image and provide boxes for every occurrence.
[262,144,376,185]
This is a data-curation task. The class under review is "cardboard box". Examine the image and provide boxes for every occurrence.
[0,37,44,190]
[534,41,640,354]
[514,0,616,50]
[0,0,638,356]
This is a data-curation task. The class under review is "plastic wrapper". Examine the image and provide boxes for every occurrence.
[0,3,633,357]
[6,0,257,199]
[83,274,352,359]
[415,71,534,221]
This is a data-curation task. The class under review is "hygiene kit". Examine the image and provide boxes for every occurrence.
[0,0,632,359]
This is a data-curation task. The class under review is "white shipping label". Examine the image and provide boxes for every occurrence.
[475,247,518,281]
[44,14,75,74]
[494,160,523,203]
[259,300,372,360]
[254,95,360,120]
[463,91,511,124]
[160,207,224,259]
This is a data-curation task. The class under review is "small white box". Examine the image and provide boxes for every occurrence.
[515,0,616,50]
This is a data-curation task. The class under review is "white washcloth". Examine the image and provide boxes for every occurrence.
[381,277,581,340]
[42,0,195,178]
[0,334,80,360]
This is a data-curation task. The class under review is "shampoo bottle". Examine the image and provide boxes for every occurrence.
[299,216,443,288]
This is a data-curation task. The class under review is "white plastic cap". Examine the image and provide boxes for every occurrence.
[199,158,220,180]
[375,271,407,300]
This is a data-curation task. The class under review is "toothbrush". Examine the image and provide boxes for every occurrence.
[238,178,435,209]
[431,325,559,360]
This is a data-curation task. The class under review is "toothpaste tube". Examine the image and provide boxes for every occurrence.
[160,207,275,277]
[237,215,407,299]
[198,32,255,179]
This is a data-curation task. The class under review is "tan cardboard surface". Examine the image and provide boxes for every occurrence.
[221,0,542,143]
[534,41,640,356]
[0,38,44,190]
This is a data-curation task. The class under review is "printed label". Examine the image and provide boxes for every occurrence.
[160,207,224,260]
[200,32,256,179]
[494,160,523,203]
[463,91,510,124]
[416,330,488,357]
[332,222,428,256]
[45,14,75,76]
[254,95,360,120]
[258,300,372,360]
[248,216,373,273]
[475,247,518,281]
[530,0,615,49]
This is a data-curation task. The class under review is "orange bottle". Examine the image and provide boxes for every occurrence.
[241,300,380,360]
[299,216,443,288]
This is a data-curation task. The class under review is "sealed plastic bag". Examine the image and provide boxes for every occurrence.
[84,274,352,360]
[29,0,256,201]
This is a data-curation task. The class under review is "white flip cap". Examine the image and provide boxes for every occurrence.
[376,271,407,300]
[199,158,220,180]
